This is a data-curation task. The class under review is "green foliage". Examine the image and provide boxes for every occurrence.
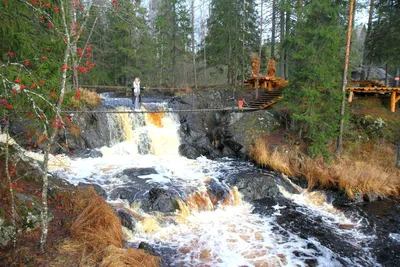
[365,0,400,66]
[204,0,259,85]
[79,0,157,86]
[154,0,191,86]
[284,0,347,159]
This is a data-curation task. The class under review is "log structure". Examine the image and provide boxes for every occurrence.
[346,80,400,112]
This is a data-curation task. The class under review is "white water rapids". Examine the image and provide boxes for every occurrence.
[48,101,379,266]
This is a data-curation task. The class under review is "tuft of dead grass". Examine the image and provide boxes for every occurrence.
[69,88,102,109]
[249,136,400,199]
[57,187,161,266]
[100,246,160,267]
[70,194,123,252]
[249,136,294,176]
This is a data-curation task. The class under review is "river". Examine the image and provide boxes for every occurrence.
[49,93,400,266]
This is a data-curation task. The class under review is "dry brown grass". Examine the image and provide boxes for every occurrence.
[100,246,160,267]
[249,136,294,176]
[69,88,102,109]
[249,136,400,199]
[56,187,161,266]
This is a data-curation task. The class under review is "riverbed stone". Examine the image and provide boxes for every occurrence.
[116,209,136,231]
[227,172,282,201]
[141,187,180,213]
[138,242,160,256]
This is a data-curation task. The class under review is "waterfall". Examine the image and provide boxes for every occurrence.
[102,106,180,157]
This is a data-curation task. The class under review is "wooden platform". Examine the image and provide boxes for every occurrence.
[345,85,400,112]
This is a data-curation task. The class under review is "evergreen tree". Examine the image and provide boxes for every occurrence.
[80,0,156,86]
[205,0,259,85]
[284,0,347,158]
[154,0,190,86]
[365,0,400,68]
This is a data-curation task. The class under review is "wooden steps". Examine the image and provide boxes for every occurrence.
[246,89,284,110]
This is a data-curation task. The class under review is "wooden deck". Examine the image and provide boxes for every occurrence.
[345,81,400,112]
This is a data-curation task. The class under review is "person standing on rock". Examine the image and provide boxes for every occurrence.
[132,77,141,110]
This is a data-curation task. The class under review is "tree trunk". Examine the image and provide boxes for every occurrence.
[191,0,197,90]
[285,0,291,79]
[298,0,302,21]
[279,6,285,78]
[385,62,389,87]
[336,0,355,154]
[396,67,399,87]
[363,0,374,80]
[4,123,17,249]
[256,0,264,99]
[271,0,276,58]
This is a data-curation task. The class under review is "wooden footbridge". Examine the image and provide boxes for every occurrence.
[346,80,400,112]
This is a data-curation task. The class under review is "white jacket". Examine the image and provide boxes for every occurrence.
[133,81,140,96]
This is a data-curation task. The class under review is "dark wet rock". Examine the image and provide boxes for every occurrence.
[116,209,136,231]
[345,199,400,266]
[227,172,282,201]
[141,187,180,213]
[138,242,160,256]
[222,139,243,154]
[78,183,107,199]
[71,148,103,158]
[63,106,114,150]
[109,187,148,202]
[332,191,364,207]
[179,143,202,159]
[205,178,231,203]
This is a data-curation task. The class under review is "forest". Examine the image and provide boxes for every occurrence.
[1,0,400,266]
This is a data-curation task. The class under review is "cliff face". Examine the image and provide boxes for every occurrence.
[169,90,280,159]
[11,90,280,159]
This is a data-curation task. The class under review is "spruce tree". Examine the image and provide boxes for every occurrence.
[205,0,259,85]
[284,0,347,158]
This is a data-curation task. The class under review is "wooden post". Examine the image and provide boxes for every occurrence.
[268,81,272,92]
[348,91,354,103]
[336,0,355,154]
[391,92,396,112]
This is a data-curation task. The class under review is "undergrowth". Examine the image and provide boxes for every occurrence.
[249,136,400,199]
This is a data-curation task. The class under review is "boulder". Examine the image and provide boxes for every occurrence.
[116,209,136,231]
[138,242,160,256]
[227,172,282,201]
[205,178,231,204]
[141,187,180,213]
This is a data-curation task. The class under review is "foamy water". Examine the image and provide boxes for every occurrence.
[49,105,379,266]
